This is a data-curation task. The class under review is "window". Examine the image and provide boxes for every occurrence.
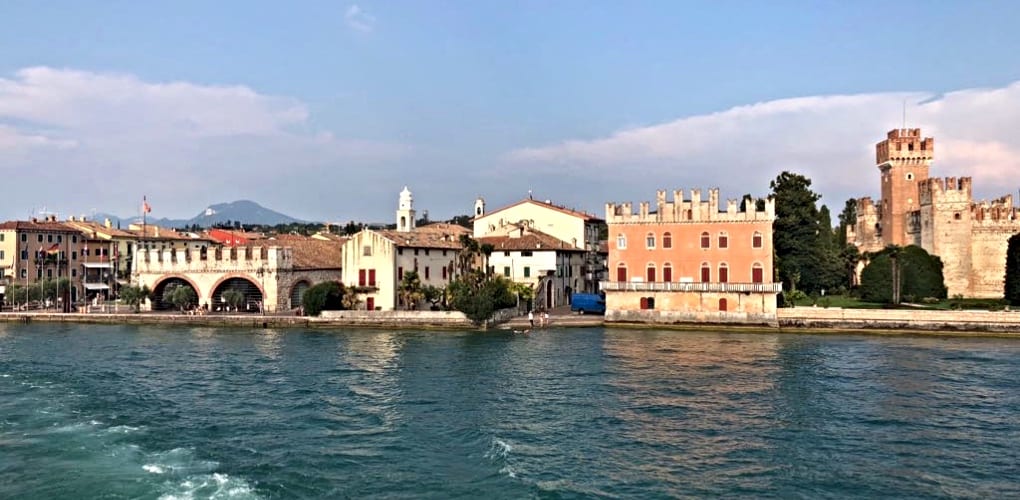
[57,235,62,243]
[752,231,763,249]
[719,263,729,283]
[646,232,655,249]
[522,251,533,257]
[906,173,914,181]
[46,269,52,278]
[368,269,376,287]
[954,212,961,220]
[504,251,510,257]
[358,269,366,286]
[700,263,710,282]
[646,265,656,283]
[0,233,4,242]
[0,250,4,259]
[398,267,404,279]
[37,235,43,242]
[524,266,531,278]
[425,249,430,256]
[663,263,672,282]
[617,264,627,282]
[504,266,511,277]
[752,263,764,283]
[398,248,403,255]
[20,250,27,260]
[71,269,77,278]
[700,232,710,249]
[718,232,728,249]
[362,245,372,256]
[47,234,52,243]
[640,297,655,309]
[414,249,419,256]
[617,234,627,249]
[21,269,27,278]
[442,266,448,280]
[425,267,430,280]
[719,298,728,312]
[663,232,672,249]
[72,235,77,243]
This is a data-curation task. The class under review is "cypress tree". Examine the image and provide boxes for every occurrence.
[1005,233,1020,306]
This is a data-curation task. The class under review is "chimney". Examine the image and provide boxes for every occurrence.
[104,218,112,228]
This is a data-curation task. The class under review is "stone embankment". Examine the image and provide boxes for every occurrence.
[777,307,1020,334]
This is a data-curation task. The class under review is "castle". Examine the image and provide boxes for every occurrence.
[850,128,1020,298]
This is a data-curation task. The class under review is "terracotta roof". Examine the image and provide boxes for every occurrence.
[269,233,313,242]
[477,228,583,252]
[128,225,208,241]
[376,223,470,249]
[311,232,347,242]
[287,240,343,270]
[475,198,603,222]
[0,220,78,232]
[63,220,136,239]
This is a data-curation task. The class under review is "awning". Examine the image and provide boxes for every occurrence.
[83,283,110,291]
[82,263,113,269]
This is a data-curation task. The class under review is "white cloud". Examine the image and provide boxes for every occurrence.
[0,67,408,220]
[345,4,376,33]
[507,81,1020,208]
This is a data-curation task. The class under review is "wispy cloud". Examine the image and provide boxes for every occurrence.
[507,82,1020,207]
[0,67,408,219]
[344,4,376,33]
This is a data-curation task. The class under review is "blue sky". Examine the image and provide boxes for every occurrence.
[1,1,1019,223]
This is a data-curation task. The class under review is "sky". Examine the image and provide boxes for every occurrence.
[1,1,1019,224]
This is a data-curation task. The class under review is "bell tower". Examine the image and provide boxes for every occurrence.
[876,128,934,246]
[396,186,416,232]
[474,196,485,218]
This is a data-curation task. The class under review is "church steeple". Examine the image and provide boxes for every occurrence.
[396,186,416,232]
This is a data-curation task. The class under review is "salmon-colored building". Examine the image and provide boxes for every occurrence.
[603,188,781,325]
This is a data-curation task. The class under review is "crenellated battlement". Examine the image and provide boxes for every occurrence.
[605,188,774,224]
[919,177,973,205]
[133,245,293,274]
[971,195,1019,223]
[876,128,934,165]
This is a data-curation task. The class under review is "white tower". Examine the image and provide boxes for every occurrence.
[396,186,416,232]
[474,196,485,217]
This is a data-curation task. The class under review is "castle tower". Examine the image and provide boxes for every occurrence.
[396,186,416,232]
[876,128,934,246]
[474,196,485,217]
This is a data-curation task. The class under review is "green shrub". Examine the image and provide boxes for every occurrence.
[302,281,348,317]
[859,245,947,303]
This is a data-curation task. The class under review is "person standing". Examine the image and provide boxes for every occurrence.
[528,310,534,328]
[543,311,550,328]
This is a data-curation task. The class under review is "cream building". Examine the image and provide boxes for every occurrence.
[341,187,469,310]
[478,223,586,310]
[472,196,605,294]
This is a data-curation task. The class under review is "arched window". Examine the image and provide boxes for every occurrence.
[646,264,656,283]
[700,232,710,249]
[700,262,710,282]
[663,232,672,249]
[752,262,764,283]
[752,231,763,249]
[646,232,656,249]
[718,231,729,249]
[718,262,729,283]
[616,263,627,282]
[617,234,627,249]
[663,262,672,282]
[719,298,728,311]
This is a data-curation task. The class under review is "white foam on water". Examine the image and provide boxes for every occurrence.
[157,471,260,500]
[144,464,166,474]
[486,438,520,479]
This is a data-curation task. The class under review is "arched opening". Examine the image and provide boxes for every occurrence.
[718,263,729,283]
[700,262,710,283]
[546,280,553,308]
[718,231,729,249]
[151,277,199,312]
[752,263,764,283]
[645,232,655,249]
[663,263,672,282]
[646,264,656,283]
[663,232,672,249]
[290,280,311,308]
[752,231,763,248]
[700,232,710,249]
[212,277,263,313]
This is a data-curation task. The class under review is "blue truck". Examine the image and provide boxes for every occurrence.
[570,293,606,315]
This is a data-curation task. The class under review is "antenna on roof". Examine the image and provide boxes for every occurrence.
[528,190,533,200]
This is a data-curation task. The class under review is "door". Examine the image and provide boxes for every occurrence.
[701,266,710,283]
[366,297,375,311]
[719,266,728,283]
[752,266,763,283]
[663,266,672,283]
[646,267,656,283]
[617,266,627,282]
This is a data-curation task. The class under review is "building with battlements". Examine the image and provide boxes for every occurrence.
[603,188,781,325]
[850,128,1020,298]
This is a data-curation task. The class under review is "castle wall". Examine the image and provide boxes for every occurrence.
[921,178,974,297]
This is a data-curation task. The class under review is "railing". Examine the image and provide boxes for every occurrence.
[599,281,783,293]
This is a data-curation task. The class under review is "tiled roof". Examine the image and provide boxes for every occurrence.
[0,220,78,232]
[63,220,137,239]
[269,233,313,242]
[128,225,208,241]
[287,240,343,270]
[478,228,583,252]
[475,198,603,222]
[376,223,471,250]
[311,232,347,242]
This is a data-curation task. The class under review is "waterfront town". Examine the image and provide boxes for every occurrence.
[1,128,1019,330]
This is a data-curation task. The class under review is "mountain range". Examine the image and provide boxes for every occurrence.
[95,200,306,229]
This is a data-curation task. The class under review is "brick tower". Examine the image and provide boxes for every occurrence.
[876,128,934,246]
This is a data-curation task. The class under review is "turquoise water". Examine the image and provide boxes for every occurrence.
[1,324,1018,499]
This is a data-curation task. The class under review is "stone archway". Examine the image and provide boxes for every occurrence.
[290,280,311,308]
[151,276,200,311]
[211,276,264,313]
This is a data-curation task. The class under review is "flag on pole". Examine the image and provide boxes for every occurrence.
[45,243,60,255]
[142,196,152,214]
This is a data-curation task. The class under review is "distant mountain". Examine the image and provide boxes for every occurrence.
[94,200,306,229]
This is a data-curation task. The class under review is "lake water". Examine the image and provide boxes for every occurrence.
[1,323,1018,499]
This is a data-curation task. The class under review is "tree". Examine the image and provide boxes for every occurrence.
[770,172,823,293]
[447,272,516,325]
[120,284,151,313]
[859,245,946,303]
[423,285,444,310]
[222,289,245,312]
[398,270,425,310]
[480,243,495,278]
[165,284,197,312]
[1004,233,1020,306]
[837,198,857,246]
[458,234,481,275]
[302,281,350,316]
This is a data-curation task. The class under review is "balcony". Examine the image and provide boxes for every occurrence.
[600,281,783,293]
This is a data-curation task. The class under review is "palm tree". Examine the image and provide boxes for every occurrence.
[480,243,495,279]
[886,245,903,305]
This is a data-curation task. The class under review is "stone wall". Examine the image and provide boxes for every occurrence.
[921,177,974,296]
[778,307,1020,333]
[606,290,778,326]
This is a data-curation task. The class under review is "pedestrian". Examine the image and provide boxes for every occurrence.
[543,311,550,327]
[528,310,534,328]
